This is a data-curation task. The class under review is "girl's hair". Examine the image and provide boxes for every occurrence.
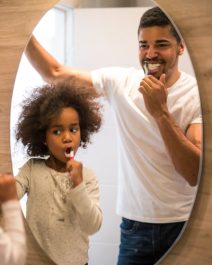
[16,77,103,157]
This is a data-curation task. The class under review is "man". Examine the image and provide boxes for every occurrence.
[0,174,26,265]
[25,6,202,265]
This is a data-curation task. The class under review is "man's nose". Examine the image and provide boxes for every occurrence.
[146,46,158,59]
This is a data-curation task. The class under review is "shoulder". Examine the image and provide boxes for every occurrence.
[170,71,199,97]
[91,67,143,81]
[91,67,144,95]
[19,157,46,172]
[179,71,198,88]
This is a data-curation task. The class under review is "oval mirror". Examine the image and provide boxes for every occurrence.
[0,0,207,264]
[10,1,202,265]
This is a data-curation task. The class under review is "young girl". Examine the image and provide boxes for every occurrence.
[15,78,103,265]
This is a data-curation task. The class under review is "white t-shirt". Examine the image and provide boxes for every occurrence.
[91,67,202,223]
[0,200,26,265]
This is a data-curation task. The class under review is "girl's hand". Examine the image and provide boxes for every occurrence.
[0,173,17,203]
[66,159,83,188]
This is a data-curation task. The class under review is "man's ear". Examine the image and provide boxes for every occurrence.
[178,41,185,55]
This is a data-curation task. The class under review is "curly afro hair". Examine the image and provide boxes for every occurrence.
[16,77,103,157]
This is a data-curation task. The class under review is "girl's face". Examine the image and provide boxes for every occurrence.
[45,107,81,172]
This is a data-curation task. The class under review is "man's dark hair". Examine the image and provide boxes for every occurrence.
[138,6,181,43]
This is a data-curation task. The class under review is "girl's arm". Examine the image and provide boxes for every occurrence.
[0,174,26,265]
[67,169,103,235]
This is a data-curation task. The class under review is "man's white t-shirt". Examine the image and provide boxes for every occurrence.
[91,67,202,223]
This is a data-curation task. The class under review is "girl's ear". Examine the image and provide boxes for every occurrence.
[43,135,47,146]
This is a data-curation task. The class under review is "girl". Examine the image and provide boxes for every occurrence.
[15,78,103,265]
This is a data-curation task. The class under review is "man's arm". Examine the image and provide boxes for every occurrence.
[0,174,26,265]
[139,74,202,186]
[25,35,93,86]
[156,117,202,186]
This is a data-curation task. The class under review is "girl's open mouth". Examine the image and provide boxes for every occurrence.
[64,147,74,159]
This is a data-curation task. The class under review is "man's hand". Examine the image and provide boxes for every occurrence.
[139,74,168,118]
[0,173,17,203]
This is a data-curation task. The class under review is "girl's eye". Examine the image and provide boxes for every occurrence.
[53,129,61,135]
[70,127,79,133]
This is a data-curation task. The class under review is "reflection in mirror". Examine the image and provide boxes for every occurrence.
[10,1,202,264]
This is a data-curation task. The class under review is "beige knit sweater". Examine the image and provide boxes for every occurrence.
[15,158,102,265]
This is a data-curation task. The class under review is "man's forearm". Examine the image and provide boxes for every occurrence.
[25,36,94,87]
[156,112,201,186]
[25,35,62,83]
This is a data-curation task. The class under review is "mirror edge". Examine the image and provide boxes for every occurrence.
[1,0,212,264]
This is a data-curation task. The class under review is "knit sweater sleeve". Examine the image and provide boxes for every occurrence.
[67,168,103,235]
[0,200,26,265]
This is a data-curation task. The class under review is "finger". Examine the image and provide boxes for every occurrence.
[159,73,166,85]
[66,161,73,172]
[143,75,158,84]
[139,84,148,95]
[141,76,156,88]
[143,75,166,90]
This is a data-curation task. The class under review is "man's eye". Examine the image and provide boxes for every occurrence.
[139,44,148,49]
[156,43,169,48]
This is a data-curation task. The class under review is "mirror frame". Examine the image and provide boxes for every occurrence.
[0,0,211,264]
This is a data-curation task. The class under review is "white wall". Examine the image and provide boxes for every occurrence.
[71,7,195,265]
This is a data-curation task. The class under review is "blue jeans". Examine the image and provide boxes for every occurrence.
[117,218,185,265]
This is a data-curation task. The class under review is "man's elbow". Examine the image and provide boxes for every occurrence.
[184,170,200,187]
[188,175,198,187]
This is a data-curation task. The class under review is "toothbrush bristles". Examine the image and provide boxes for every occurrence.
[70,150,74,160]
[144,64,148,76]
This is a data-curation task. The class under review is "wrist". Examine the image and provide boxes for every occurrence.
[154,109,170,123]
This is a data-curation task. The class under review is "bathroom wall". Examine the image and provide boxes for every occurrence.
[1,1,211,264]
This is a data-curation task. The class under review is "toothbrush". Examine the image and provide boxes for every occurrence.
[143,63,148,76]
[69,150,74,160]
